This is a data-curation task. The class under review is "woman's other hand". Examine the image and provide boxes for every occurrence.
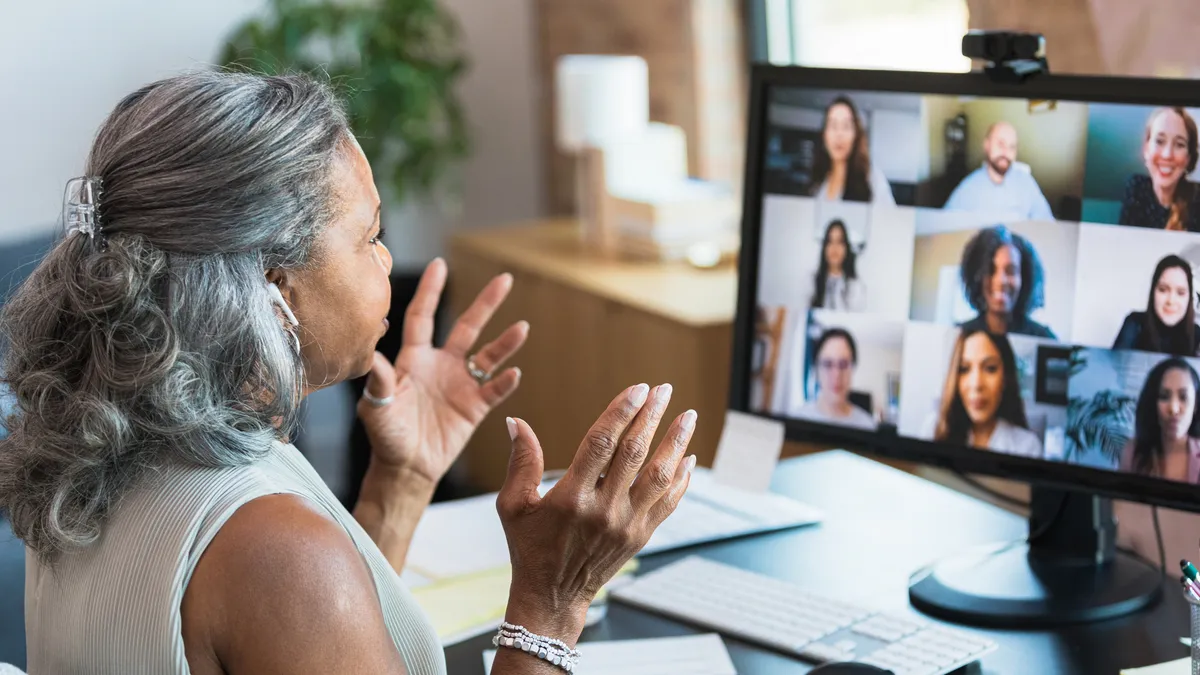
[495,383,697,646]
[357,257,529,486]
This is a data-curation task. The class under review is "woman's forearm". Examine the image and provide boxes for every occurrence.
[352,460,437,572]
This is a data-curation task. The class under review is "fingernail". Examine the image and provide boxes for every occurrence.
[512,366,522,381]
[506,417,518,441]
[687,455,697,473]
[682,409,697,432]
[629,383,650,407]
[657,383,673,403]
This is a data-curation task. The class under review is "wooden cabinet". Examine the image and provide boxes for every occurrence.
[447,220,738,492]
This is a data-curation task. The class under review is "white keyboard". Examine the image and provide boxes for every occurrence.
[609,556,998,675]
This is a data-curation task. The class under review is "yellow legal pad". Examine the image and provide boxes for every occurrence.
[411,559,639,645]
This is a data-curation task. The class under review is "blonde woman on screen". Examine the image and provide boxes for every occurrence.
[922,327,1042,458]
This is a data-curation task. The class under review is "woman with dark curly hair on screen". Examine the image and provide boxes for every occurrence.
[924,327,1043,457]
[1120,357,1200,483]
[958,225,1056,339]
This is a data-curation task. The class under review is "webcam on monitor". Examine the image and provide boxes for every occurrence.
[961,30,1048,83]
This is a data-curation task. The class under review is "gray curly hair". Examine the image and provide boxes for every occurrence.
[0,70,352,559]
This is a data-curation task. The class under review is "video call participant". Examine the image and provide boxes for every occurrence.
[925,327,1043,457]
[1119,107,1200,232]
[1119,357,1200,484]
[793,327,877,430]
[943,122,1054,220]
[958,225,1056,339]
[1113,254,1200,356]
[811,219,866,311]
[810,96,896,205]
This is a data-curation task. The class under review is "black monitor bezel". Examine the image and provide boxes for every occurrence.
[731,64,1200,514]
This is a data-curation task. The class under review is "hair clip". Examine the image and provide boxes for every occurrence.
[62,176,103,240]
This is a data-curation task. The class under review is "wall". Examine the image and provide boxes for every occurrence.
[0,1,543,269]
[920,95,962,183]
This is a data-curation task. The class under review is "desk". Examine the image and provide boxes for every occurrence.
[444,451,1188,674]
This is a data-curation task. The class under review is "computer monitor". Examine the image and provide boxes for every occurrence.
[730,64,1200,628]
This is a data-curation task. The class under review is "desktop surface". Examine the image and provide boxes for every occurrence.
[443,451,1189,674]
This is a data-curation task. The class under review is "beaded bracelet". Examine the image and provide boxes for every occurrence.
[492,621,581,672]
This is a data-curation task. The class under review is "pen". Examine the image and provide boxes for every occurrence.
[1182,577,1200,602]
[1181,560,1199,582]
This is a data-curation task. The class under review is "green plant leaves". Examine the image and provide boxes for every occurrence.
[220,0,471,203]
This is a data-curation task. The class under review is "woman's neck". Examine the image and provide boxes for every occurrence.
[826,162,847,198]
[972,418,1000,448]
[1153,181,1178,208]
[1163,434,1190,456]
[985,311,1011,334]
[817,395,851,418]
[1160,434,1192,481]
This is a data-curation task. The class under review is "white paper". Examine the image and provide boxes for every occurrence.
[709,410,785,493]
[483,633,736,675]
[642,467,821,554]
[403,466,820,581]
[404,492,510,579]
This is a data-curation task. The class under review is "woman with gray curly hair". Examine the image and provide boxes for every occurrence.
[0,71,697,674]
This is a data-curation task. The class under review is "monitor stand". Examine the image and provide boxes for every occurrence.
[908,486,1163,628]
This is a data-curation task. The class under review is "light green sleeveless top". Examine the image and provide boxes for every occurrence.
[24,441,446,674]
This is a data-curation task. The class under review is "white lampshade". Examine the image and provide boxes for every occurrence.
[555,55,649,152]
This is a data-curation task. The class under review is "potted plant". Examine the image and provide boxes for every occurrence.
[1063,349,1136,467]
[219,0,470,215]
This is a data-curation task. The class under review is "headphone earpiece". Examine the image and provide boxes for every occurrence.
[266,282,299,327]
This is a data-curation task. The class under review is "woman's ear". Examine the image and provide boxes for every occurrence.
[264,268,292,303]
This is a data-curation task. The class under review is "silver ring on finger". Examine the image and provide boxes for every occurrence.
[466,355,492,384]
[361,390,394,408]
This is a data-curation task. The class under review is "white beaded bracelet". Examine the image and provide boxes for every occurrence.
[492,621,580,672]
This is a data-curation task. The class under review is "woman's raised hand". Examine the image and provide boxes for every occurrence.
[494,383,697,646]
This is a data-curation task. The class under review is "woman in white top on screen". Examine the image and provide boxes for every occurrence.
[794,328,877,430]
[810,219,866,312]
[925,327,1043,458]
[810,96,896,205]
[1119,357,1200,484]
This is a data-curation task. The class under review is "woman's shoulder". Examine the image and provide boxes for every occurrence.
[998,420,1043,457]
[1124,173,1152,196]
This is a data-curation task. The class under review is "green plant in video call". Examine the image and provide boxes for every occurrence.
[220,0,470,203]
[1064,349,1136,466]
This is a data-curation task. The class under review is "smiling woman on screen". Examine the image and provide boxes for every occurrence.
[1119,107,1200,232]
[0,71,697,675]
[924,327,1042,458]
[1112,254,1200,356]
